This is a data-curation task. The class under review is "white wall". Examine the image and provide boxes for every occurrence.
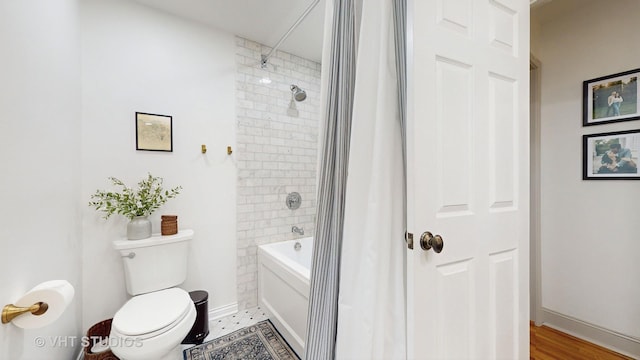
[0,1,82,359]
[533,0,640,347]
[80,0,237,329]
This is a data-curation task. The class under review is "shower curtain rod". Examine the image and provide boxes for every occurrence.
[261,0,320,68]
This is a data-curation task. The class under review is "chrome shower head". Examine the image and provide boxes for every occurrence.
[290,85,307,102]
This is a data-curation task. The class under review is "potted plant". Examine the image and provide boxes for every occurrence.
[89,173,182,240]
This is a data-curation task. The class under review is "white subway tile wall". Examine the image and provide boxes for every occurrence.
[235,37,321,309]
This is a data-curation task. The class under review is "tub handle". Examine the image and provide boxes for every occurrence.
[123,252,136,259]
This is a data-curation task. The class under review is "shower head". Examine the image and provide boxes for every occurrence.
[290,85,307,102]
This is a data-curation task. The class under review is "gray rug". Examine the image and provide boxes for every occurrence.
[183,320,299,360]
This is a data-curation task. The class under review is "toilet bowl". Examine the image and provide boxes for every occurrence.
[110,230,196,360]
[110,288,196,360]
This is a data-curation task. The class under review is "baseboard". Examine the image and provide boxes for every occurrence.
[209,302,238,321]
[541,308,640,358]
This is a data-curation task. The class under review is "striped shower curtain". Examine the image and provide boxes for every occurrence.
[305,0,406,359]
[304,0,357,359]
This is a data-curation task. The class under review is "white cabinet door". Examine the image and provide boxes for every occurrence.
[406,0,530,358]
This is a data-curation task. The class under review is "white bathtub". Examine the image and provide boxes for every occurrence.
[258,237,312,358]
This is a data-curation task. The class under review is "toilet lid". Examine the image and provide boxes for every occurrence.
[112,288,192,337]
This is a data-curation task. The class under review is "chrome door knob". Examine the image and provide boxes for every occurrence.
[420,231,444,253]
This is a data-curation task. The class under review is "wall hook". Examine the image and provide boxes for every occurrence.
[201,145,207,154]
[227,146,233,155]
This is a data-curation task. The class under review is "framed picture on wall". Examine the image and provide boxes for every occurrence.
[135,112,173,152]
[583,129,640,180]
[583,68,640,126]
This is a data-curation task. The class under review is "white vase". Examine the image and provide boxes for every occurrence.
[127,216,152,240]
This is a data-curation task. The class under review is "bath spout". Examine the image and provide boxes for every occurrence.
[292,226,304,236]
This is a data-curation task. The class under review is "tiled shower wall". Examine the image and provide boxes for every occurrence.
[235,37,321,310]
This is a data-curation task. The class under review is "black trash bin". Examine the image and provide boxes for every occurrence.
[182,290,209,344]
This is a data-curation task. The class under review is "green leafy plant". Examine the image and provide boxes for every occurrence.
[89,174,182,220]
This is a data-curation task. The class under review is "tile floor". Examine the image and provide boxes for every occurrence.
[208,306,270,339]
[181,306,269,353]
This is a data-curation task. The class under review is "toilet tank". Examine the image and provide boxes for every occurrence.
[112,229,193,296]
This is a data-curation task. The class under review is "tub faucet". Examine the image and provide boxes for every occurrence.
[292,226,304,236]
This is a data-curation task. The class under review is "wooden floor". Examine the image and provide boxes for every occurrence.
[530,323,634,360]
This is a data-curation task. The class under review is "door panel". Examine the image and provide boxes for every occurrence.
[437,0,471,35]
[489,249,518,359]
[435,57,473,216]
[488,72,517,210]
[489,0,519,56]
[436,259,475,359]
[407,0,529,358]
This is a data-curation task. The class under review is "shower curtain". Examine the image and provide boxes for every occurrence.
[334,0,406,358]
[304,0,357,359]
[305,0,405,358]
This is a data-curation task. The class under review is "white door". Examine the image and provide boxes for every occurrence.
[406,0,530,359]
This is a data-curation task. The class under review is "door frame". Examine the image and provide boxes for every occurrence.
[530,54,543,326]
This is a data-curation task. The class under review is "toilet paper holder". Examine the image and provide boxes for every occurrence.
[2,302,49,324]
[2,280,74,328]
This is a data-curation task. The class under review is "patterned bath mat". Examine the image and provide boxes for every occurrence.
[183,320,299,360]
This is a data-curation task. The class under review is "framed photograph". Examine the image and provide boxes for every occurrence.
[583,129,640,180]
[583,68,640,126]
[135,112,173,152]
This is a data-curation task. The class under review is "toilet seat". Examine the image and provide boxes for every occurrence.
[112,288,192,340]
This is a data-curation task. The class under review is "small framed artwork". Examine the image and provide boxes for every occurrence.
[583,68,640,126]
[135,112,173,152]
[583,129,640,180]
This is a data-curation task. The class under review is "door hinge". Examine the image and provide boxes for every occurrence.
[405,231,414,250]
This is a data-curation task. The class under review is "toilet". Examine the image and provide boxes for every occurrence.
[110,229,196,360]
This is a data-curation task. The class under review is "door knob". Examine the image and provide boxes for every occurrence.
[420,232,444,253]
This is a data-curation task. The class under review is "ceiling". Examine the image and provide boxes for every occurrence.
[128,0,582,64]
[131,0,326,62]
